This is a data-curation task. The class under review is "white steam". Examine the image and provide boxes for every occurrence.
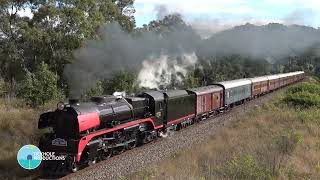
[138,52,197,89]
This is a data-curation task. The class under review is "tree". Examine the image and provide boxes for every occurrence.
[183,71,200,88]
[24,0,135,88]
[19,62,62,106]
[0,0,136,96]
[84,80,104,99]
[0,0,28,96]
[102,71,138,95]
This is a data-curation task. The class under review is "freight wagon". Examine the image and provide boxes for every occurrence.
[187,85,224,120]
[249,76,269,97]
[214,79,252,107]
[267,74,280,91]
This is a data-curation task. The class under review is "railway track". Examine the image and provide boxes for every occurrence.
[54,86,287,180]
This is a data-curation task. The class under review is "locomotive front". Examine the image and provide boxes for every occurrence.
[38,100,102,172]
[37,95,150,173]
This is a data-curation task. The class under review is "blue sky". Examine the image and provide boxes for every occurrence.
[134,0,320,33]
[16,0,320,35]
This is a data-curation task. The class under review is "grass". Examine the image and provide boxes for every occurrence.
[127,82,320,180]
[0,98,56,179]
[1,81,319,179]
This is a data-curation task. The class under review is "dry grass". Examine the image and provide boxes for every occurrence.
[127,92,320,180]
[0,98,56,179]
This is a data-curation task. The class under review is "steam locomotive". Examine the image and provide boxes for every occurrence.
[38,71,304,173]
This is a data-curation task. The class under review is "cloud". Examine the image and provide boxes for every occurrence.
[283,9,316,26]
[134,0,320,35]
[189,17,284,38]
[134,0,254,16]
[302,0,320,10]
[154,4,170,20]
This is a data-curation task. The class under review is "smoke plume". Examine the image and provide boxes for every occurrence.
[138,52,197,89]
[65,9,320,97]
[64,20,200,98]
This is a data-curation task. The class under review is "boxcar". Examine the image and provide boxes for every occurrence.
[289,72,299,84]
[187,85,223,118]
[163,90,195,125]
[267,75,280,91]
[291,72,299,82]
[249,76,269,97]
[284,73,293,86]
[278,73,292,87]
[214,79,252,106]
[294,71,305,82]
[299,71,305,81]
[286,72,294,84]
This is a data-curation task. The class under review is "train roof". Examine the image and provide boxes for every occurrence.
[187,85,223,95]
[290,71,304,75]
[143,91,164,101]
[249,76,269,83]
[266,74,280,80]
[215,79,252,89]
[164,90,189,98]
[278,73,293,78]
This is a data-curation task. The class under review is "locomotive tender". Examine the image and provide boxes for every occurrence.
[38,71,304,173]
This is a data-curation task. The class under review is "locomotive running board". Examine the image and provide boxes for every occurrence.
[102,139,136,149]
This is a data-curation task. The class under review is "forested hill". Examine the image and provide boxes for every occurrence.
[200,23,320,59]
[0,1,319,106]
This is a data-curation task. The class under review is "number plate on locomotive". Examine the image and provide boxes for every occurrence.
[52,138,67,146]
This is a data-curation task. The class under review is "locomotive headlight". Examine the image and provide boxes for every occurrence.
[57,102,65,110]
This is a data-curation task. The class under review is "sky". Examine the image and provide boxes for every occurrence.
[134,0,320,34]
[15,0,320,36]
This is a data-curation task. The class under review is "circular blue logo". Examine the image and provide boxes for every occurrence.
[17,145,42,170]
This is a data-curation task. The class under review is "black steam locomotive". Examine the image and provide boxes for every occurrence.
[37,71,304,173]
[38,91,195,172]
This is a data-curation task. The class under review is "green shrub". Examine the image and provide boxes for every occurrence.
[283,83,320,108]
[286,164,298,180]
[84,80,104,99]
[274,128,302,155]
[18,62,63,106]
[223,154,272,180]
[287,83,320,94]
[0,78,8,96]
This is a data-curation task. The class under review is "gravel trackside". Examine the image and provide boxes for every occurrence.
[60,89,283,180]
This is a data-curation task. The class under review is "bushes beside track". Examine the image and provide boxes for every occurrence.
[283,82,320,108]
[0,98,55,179]
[127,83,320,180]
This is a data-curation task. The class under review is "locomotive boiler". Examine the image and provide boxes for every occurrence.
[38,95,152,172]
